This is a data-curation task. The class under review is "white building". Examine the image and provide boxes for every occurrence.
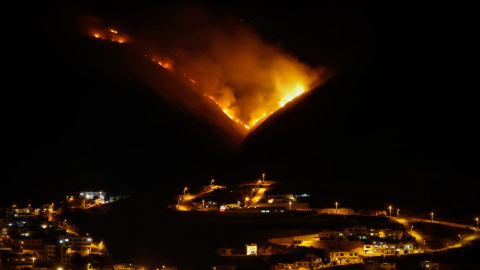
[363,241,416,257]
[246,243,257,255]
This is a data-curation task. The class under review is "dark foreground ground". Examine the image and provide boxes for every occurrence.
[61,195,480,270]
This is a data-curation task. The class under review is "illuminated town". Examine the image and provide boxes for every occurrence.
[1,174,478,269]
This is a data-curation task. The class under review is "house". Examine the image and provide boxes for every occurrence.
[2,254,35,269]
[9,237,43,252]
[57,234,92,256]
[366,228,405,241]
[271,258,325,270]
[327,250,361,265]
[344,225,367,237]
[270,262,296,270]
[420,260,439,270]
[226,207,286,216]
[317,230,345,240]
[246,243,257,255]
[363,241,416,257]
[113,264,145,270]
[43,243,71,265]
[365,260,396,270]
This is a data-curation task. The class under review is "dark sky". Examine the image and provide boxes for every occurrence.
[2,1,478,211]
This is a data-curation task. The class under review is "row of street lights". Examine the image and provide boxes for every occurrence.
[387,205,400,218]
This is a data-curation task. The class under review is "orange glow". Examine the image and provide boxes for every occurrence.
[162,18,332,131]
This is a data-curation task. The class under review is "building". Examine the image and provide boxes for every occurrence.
[2,255,36,269]
[9,237,43,252]
[420,260,439,270]
[344,225,367,237]
[246,243,257,255]
[367,228,405,241]
[270,262,296,270]
[226,207,286,216]
[294,258,324,269]
[58,234,92,256]
[43,243,71,265]
[317,230,345,240]
[268,234,318,247]
[12,206,41,217]
[365,261,396,270]
[327,250,361,265]
[76,191,107,201]
[363,241,416,257]
[113,264,145,270]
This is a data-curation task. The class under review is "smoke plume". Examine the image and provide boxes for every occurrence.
[143,7,332,129]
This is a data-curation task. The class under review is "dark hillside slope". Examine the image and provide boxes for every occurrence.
[2,9,244,205]
[237,54,480,213]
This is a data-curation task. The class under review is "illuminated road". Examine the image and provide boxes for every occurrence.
[248,188,267,206]
[396,217,477,252]
[176,185,221,211]
[396,218,428,251]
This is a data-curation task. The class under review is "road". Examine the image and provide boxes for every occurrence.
[396,217,477,252]
[176,185,221,211]
[248,188,267,206]
[396,218,428,251]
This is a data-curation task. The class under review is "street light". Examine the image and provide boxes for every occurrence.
[32,257,36,270]
[389,206,392,218]
[397,209,400,218]
[202,200,205,211]
[411,226,413,235]
[262,173,265,183]
[458,234,462,245]
[474,217,480,239]
[177,197,182,208]
[211,179,214,186]
[289,201,292,211]
[430,212,434,223]
[238,201,240,207]
[335,202,338,215]
[245,197,249,207]
[258,180,261,188]
[184,187,187,196]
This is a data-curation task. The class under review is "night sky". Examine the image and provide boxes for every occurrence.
[2,1,478,213]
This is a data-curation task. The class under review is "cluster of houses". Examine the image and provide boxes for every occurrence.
[256,224,425,269]
[0,205,94,269]
[0,191,136,270]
